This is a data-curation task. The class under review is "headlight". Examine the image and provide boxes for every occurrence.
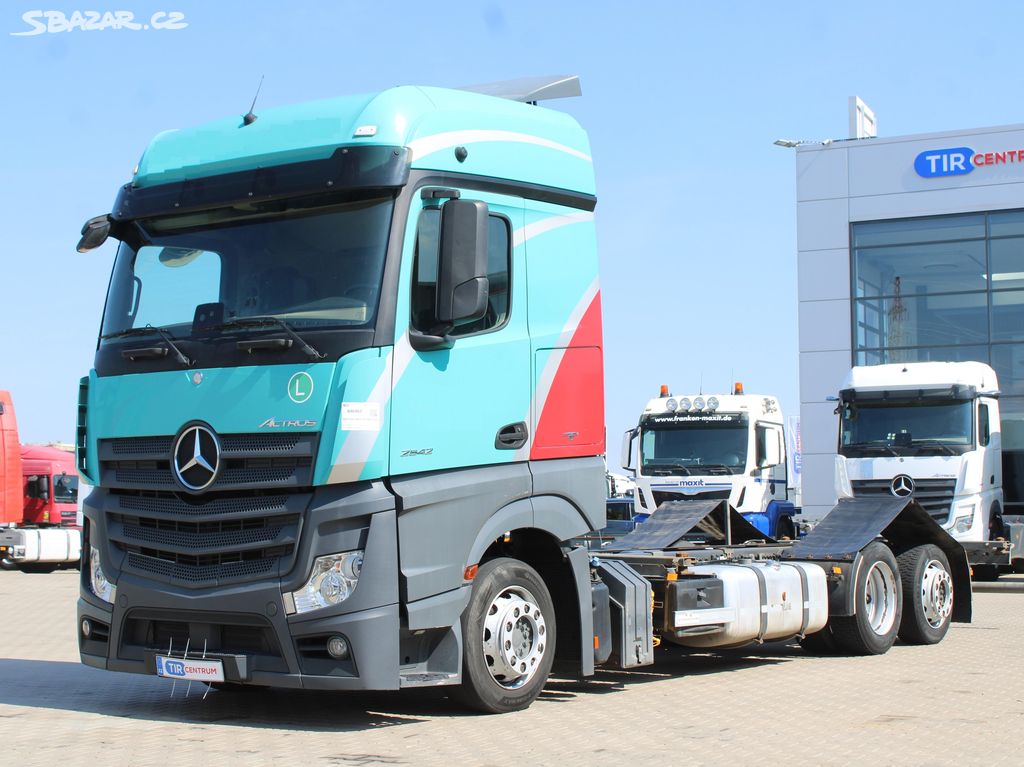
[89,546,116,604]
[706,397,719,411]
[693,397,706,411]
[952,502,976,534]
[286,551,364,615]
[665,398,678,412]
[679,398,692,411]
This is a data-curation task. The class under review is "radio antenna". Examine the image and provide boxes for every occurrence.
[242,75,265,126]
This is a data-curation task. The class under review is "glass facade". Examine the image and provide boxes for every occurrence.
[852,210,1024,511]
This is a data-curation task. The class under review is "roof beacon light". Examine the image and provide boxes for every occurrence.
[733,382,744,395]
[660,385,669,398]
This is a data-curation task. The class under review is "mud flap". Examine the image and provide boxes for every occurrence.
[601,499,773,552]
[782,497,971,622]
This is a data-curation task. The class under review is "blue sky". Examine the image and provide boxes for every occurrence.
[1,1,1021,452]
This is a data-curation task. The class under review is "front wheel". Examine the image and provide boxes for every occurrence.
[897,544,953,645]
[830,541,903,655]
[453,557,556,714]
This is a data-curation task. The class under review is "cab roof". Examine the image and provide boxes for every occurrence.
[133,84,595,197]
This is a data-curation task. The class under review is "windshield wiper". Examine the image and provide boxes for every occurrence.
[694,464,735,475]
[101,324,191,367]
[911,440,959,456]
[846,443,900,456]
[642,463,693,476]
[218,316,325,360]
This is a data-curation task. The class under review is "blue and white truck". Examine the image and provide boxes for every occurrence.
[75,76,970,713]
[622,386,800,538]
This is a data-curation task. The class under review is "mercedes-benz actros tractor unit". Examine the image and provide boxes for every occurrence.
[75,76,970,713]
[835,361,1016,576]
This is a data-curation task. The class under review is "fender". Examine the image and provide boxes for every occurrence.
[784,496,971,622]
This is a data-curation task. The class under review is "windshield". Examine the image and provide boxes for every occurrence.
[100,197,393,340]
[640,412,749,475]
[53,473,79,504]
[839,400,974,456]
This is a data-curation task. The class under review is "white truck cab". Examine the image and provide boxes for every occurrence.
[834,362,1003,545]
[622,386,796,538]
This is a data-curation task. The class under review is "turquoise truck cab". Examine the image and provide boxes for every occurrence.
[76,77,607,712]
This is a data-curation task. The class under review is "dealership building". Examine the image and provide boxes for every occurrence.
[796,122,1024,520]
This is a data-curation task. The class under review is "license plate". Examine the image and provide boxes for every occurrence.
[155,655,225,683]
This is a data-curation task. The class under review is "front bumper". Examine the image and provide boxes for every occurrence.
[78,591,400,690]
[78,481,402,690]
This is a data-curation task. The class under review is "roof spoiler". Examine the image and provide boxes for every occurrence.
[838,384,993,403]
[459,74,581,104]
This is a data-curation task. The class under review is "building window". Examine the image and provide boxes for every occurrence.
[851,210,1024,511]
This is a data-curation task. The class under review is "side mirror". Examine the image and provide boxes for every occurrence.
[621,428,637,471]
[34,475,50,502]
[436,199,489,327]
[756,426,783,468]
[77,214,112,253]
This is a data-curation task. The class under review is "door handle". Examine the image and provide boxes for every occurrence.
[496,421,529,450]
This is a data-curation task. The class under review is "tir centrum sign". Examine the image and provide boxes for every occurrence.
[915,146,1024,178]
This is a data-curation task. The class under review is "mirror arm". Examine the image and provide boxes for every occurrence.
[409,329,454,352]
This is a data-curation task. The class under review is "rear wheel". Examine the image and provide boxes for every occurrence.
[896,544,953,645]
[830,541,902,655]
[453,557,556,714]
[0,557,17,571]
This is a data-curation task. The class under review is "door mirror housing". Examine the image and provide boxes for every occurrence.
[621,428,638,471]
[436,199,489,327]
[77,214,112,253]
[756,425,783,469]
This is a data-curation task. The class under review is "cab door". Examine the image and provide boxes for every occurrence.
[388,189,528,475]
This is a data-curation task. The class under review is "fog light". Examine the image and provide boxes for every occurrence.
[81,618,92,638]
[326,635,350,659]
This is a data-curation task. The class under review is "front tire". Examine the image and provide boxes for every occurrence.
[830,541,902,655]
[453,557,556,714]
[897,544,953,645]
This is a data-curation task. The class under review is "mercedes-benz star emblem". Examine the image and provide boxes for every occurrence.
[172,424,220,492]
[890,474,915,498]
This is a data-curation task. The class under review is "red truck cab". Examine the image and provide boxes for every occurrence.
[20,445,80,528]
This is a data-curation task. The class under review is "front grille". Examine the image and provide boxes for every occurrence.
[109,490,306,588]
[851,478,957,522]
[653,488,731,507]
[97,432,318,492]
[126,551,279,583]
